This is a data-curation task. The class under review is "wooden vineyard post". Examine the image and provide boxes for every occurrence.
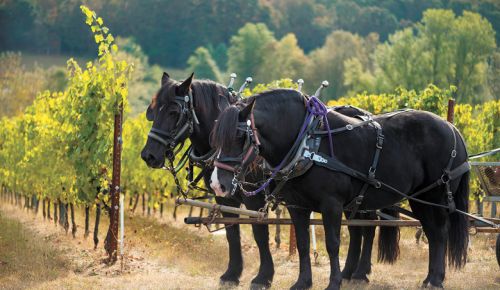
[447,99,455,123]
[106,102,123,263]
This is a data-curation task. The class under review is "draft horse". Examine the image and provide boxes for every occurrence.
[211,89,470,289]
[141,74,399,288]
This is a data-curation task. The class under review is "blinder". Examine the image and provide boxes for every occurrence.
[214,114,261,194]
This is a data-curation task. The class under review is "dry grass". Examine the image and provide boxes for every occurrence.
[0,199,499,289]
[0,209,69,289]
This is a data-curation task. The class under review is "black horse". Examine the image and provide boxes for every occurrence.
[141,72,274,288]
[140,74,398,287]
[211,89,470,289]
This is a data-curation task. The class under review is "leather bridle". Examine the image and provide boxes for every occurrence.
[213,110,261,193]
[147,90,199,153]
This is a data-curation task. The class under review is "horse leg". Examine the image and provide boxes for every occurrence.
[352,212,376,282]
[215,197,243,286]
[341,212,362,280]
[410,200,448,288]
[243,196,274,289]
[322,201,343,290]
[288,207,312,290]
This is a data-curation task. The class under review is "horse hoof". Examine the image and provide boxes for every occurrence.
[219,279,239,288]
[351,273,370,283]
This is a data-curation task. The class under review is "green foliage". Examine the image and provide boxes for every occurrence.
[1,0,500,70]
[347,9,496,103]
[243,78,298,97]
[256,33,307,82]
[328,85,500,198]
[0,52,50,118]
[0,6,133,205]
[227,23,276,83]
[187,47,223,83]
[305,31,377,99]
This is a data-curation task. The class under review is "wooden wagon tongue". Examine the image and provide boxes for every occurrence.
[176,198,265,219]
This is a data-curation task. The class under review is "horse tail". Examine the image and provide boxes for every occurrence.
[377,208,400,264]
[448,170,469,269]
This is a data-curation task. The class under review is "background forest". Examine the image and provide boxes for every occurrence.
[1,0,499,117]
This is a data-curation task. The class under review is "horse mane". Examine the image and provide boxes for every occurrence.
[190,79,235,113]
[211,105,240,150]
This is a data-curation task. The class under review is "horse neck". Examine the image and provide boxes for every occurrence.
[254,92,307,166]
[254,94,352,167]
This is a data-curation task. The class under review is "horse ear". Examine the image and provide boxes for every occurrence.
[161,72,170,85]
[146,105,154,121]
[239,98,256,120]
[177,72,194,95]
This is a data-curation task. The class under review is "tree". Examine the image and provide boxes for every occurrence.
[351,9,497,102]
[257,33,307,82]
[187,47,223,83]
[305,30,374,99]
[373,28,428,91]
[0,52,48,118]
[267,0,329,52]
[452,11,496,102]
[227,23,276,83]
[418,9,456,87]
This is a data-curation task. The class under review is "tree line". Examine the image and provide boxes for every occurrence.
[1,0,499,68]
[189,9,497,103]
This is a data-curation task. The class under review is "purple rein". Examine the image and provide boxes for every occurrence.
[240,96,334,197]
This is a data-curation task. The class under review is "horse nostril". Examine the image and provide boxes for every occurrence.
[220,184,226,192]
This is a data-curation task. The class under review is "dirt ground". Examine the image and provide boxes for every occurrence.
[0,201,499,290]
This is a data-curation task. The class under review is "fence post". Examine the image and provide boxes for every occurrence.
[447,99,455,123]
[106,102,123,263]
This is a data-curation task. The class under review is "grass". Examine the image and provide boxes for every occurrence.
[0,198,499,289]
[0,210,69,289]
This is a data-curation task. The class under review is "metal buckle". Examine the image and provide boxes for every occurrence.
[304,150,328,164]
[376,135,384,149]
[451,149,457,158]
[346,124,353,130]
[368,166,376,179]
[440,173,450,184]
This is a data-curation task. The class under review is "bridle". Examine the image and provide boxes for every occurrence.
[147,90,199,155]
[213,110,261,195]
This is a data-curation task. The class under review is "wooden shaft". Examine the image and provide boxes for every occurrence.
[176,198,265,218]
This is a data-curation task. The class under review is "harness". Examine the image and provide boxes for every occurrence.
[214,95,474,219]
[147,91,199,151]
[147,89,217,198]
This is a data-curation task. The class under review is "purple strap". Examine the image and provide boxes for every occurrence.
[241,96,333,196]
[307,96,334,157]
